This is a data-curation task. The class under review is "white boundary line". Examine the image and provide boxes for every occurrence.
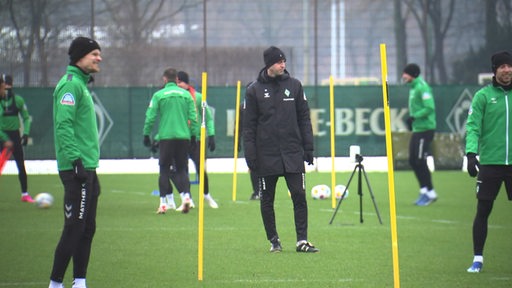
[1,157,390,175]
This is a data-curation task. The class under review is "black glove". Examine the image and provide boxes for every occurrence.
[208,136,216,152]
[304,150,314,165]
[21,135,29,146]
[190,136,197,150]
[246,159,258,171]
[143,135,151,147]
[150,140,159,153]
[72,158,88,182]
[466,153,480,177]
[406,117,415,131]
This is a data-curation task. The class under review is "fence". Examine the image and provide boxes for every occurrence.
[18,84,478,168]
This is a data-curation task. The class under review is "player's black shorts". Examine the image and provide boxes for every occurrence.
[159,139,189,170]
[476,165,512,201]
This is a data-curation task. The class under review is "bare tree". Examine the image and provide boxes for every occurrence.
[403,0,455,84]
[394,0,407,81]
[427,0,455,84]
[6,0,39,86]
[100,0,202,85]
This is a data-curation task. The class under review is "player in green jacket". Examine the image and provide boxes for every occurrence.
[402,63,438,206]
[175,71,218,210]
[0,76,14,164]
[1,74,33,202]
[143,68,198,214]
[49,36,102,288]
[465,51,512,273]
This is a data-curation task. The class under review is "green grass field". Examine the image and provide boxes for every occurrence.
[1,171,511,287]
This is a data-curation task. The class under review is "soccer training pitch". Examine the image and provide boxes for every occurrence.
[1,171,511,287]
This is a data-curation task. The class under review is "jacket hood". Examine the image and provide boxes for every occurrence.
[257,67,291,83]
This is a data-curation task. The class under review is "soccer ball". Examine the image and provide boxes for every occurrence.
[311,184,331,200]
[335,185,349,199]
[34,192,54,209]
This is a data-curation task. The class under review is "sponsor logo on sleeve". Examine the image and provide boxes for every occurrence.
[60,93,75,105]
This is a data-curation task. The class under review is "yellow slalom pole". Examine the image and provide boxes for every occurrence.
[329,76,337,209]
[197,72,208,281]
[232,81,242,202]
[380,44,400,288]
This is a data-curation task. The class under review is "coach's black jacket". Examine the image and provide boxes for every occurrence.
[243,68,314,177]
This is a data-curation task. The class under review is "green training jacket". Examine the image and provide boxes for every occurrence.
[190,88,215,138]
[466,83,512,165]
[143,82,198,140]
[1,90,31,134]
[408,76,436,132]
[0,109,9,141]
[53,66,100,171]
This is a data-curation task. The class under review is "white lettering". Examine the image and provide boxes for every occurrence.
[310,108,326,136]
[335,108,354,135]
[79,184,86,220]
[226,109,235,136]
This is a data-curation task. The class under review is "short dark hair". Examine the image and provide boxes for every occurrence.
[177,71,189,84]
[163,68,177,83]
[2,74,12,85]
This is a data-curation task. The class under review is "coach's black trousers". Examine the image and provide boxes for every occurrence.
[259,173,308,243]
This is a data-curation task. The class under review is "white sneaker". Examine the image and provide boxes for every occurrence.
[156,204,167,214]
[205,194,219,208]
[49,280,65,288]
[166,201,176,210]
[177,197,191,214]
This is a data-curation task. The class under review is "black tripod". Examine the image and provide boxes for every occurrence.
[329,154,383,225]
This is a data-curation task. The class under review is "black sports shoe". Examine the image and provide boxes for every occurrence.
[270,238,282,253]
[296,242,319,253]
[250,192,260,200]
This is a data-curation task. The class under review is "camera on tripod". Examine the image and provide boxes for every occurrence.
[329,145,382,225]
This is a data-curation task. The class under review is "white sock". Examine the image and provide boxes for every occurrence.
[204,193,211,200]
[473,255,483,263]
[72,278,86,288]
[426,189,437,199]
[166,194,174,203]
[22,192,29,196]
[419,187,428,194]
[296,240,307,246]
[160,197,166,205]
[49,280,64,288]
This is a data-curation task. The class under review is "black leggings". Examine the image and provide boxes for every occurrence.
[472,199,494,256]
[5,130,27,193]
[409,130,434,190]
[51,170,100,282]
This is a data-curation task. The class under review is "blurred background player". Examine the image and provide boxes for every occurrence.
[0,76,14,170]
[0,74,33,202]
[175,71,218,209]
[402,63,438,206]
[143,68,198,214]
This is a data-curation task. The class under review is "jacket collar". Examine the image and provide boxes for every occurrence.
[66,65,91,84]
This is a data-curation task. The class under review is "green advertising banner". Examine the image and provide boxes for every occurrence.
[15,85,479,162]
